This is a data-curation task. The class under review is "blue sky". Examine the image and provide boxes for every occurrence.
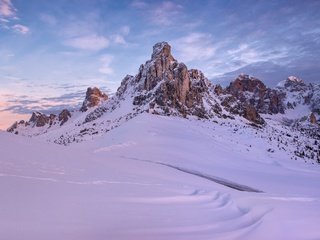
[0,0,320,128]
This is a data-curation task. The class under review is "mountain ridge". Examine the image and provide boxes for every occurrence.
[7,42,320,163]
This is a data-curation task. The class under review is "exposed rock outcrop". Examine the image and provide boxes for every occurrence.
[29,112,56,127]
[225,74,285,115]
[80,87,108,112]
[122,42,221,119]
[58,109,71,126]
[310,112,317,124]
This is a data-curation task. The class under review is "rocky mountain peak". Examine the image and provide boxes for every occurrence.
[222,74,285,118]
[287,76,303,84]
[151,42,175,61]
[277,76,306,90]
[29,112,56,127]
[124,42,223,119]
[227,74,267,95]
[284,76,306,89]
[80,87,108,112]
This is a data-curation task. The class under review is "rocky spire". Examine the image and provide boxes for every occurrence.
[124,42,220,118]
[151,42,175,61]
[80,87,108,112]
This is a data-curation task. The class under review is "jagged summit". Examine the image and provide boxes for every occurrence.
[287,76,304,84]
[119,42,221,119]
[80,87,108,112]
[277,76,305,89]
[151,42,175,61]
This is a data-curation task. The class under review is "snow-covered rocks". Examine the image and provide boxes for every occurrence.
[276,76,320,121]
[225,74,285,115]
[58,109,71,126]
[7,109,72,134]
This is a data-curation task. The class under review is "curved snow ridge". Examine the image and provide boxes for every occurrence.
[0,173,162,186]
[0,173,58,182]
[124,190,220,204]
[259,196,317,202]
[94,141,137,152]
[128,189,271,239]
[66,180,163,186]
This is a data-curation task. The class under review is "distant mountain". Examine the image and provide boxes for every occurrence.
[7,42,320,163]
[212,61,319,87]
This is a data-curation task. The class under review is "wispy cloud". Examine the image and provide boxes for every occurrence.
[12,24,29,34]
[64,34,109,51]
[132,1,183,26]
[110,26,130,46]
[0,0,31,34]
[225,43,289,68]
[173,32,217,62]
[151,1,183,26]
[131,0,148,9]
[58,14,130,51]
[39,13,57,26]
[120,26,130,35]
[111,34,127,45]
[98,55,113,75]
[110,26,130,45]
[0,0,16,18]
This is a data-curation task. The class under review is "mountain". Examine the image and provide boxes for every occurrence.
[7,42,320,162]
[2,42,320,239]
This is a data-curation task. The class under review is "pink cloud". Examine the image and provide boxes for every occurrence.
[64,34,109,51]
[0,0,16,18]
[12,24,30,34]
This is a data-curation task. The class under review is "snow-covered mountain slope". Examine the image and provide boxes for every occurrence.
[6,42,320,163]
[276,76,320,120]
[1,114,320,240]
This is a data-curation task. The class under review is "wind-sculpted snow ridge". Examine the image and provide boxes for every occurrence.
[6,42,320,163]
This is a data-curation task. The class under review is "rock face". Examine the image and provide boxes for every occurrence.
[80,87,108,112]
[122,42,221,119]
[58,109,71,126]
[225,74,285,115]
[29,112,56,127]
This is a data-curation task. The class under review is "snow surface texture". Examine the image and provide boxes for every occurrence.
[1,114,320,240]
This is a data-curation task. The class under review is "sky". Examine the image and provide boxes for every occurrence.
[0,0,319,129]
